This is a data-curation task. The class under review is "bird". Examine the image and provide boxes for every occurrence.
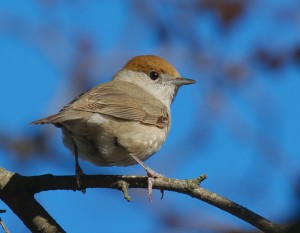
[31,55,196,198]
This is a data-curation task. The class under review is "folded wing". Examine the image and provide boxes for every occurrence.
[31,81,169,129]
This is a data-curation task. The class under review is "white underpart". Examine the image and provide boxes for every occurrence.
[88,113,108,124]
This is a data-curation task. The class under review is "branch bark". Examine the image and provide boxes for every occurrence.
[0,167,285,233]
[0,168,65,233]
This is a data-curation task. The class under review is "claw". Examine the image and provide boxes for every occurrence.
[148,177,154,202]
[160,189,164,200]
[129,154,164,201]
[146,172,164,202]
[75,163,86,193]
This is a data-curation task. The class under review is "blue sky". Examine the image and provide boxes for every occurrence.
[0,1,300,232]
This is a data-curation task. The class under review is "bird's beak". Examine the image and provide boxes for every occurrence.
[171,77,196,86]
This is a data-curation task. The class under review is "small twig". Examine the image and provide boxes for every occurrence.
[0,218,10,233]
[194,174,208,185]
[115,180,131,202]
[0,210,9,233]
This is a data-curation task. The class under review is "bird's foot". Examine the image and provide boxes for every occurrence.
[128,154,164,202]
[75,164,86,193]
[145,167,164,202]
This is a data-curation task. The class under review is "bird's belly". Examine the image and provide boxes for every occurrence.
[108,120,168,161]
[115,122,167,160]
[61,115,168,167]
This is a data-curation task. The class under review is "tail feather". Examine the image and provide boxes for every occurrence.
[30,113,63,125]
[30,111,88,125]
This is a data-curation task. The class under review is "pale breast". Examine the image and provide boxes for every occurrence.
[105,119,170,162]
[61,113,170,167]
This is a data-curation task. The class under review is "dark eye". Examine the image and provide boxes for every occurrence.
[149,71,159,80]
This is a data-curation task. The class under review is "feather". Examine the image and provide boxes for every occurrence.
[31,80,170,129]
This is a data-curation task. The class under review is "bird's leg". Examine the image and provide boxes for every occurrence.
[65,127,85,191]
[69,138,85,193]
[129,154,163,177]
[73,142,84,187]
[129,154,164,201]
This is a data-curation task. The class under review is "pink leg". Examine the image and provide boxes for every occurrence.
[129,154,164,201]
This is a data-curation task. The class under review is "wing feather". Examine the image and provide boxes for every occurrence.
[60,81,170,128]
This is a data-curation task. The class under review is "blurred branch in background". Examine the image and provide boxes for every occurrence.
[0,0,299,232]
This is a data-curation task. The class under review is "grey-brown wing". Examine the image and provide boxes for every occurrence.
[64,81,169,128]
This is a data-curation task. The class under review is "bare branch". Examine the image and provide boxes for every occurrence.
[0,168,285,233]
[0,168,65,233]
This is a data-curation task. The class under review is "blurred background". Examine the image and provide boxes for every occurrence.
[0,1,300,232]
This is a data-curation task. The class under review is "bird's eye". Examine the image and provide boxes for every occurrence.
[149,71,159,80]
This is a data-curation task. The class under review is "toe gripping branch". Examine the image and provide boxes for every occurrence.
[99,174,207,203]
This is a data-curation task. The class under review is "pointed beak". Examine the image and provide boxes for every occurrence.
[171,77,196,86]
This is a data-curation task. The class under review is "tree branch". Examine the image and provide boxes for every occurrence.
[0,167,285,233]
[0,168,65,233]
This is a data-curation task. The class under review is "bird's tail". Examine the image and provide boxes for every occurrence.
[30,113,63,125]
[30,110,87,125]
